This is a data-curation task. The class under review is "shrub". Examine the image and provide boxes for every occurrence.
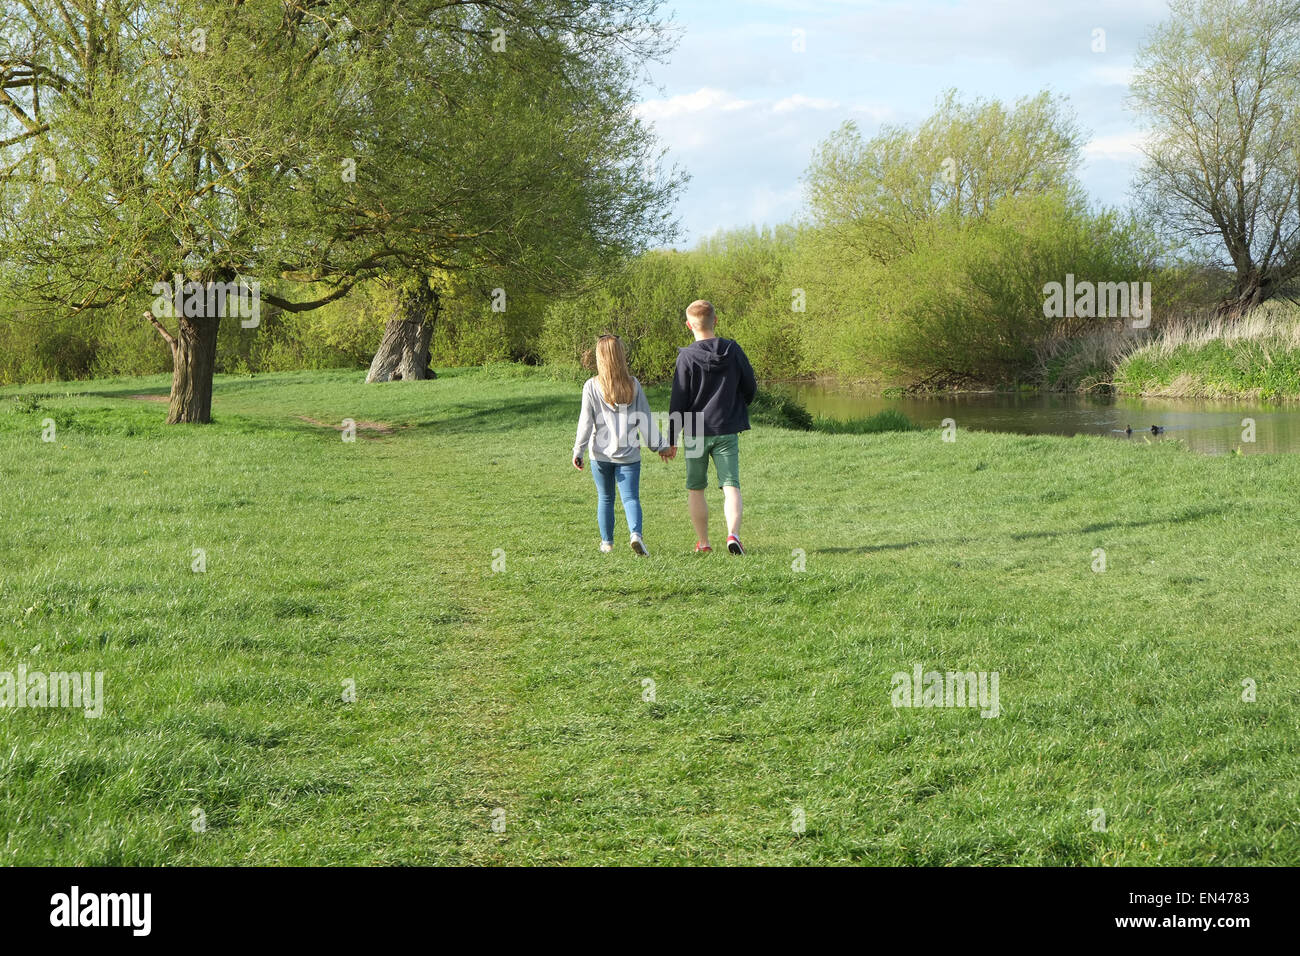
[539,226,805,384]
[748,386,814,430]
[866,192,1160,387]
[813,408,918,433]
[539,249,704,382]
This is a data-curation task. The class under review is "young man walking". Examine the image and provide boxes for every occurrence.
[666,300,757,554]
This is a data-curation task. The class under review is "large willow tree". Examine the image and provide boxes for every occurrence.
[1131,0,1300,317]
[0,1,681,421]
[803,90,1083,268]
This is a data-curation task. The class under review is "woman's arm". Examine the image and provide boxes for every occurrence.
[633,380,667,452]
[573,380,595,464]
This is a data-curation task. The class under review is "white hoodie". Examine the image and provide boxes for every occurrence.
[573,376,668,464]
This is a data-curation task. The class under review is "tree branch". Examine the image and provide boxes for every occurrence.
[144,310,176,349]
[260,284,355,313]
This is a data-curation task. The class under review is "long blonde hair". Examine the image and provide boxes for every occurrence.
[594,334,635,405]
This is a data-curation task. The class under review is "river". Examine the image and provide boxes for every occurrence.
[786,384,1300,455]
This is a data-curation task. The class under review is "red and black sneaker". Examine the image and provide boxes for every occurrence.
[726,534,745,555]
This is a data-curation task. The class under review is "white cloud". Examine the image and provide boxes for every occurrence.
[1084,131,1149,162]
[1086,64,1138,86]
[634,87,756,122]
[848,103,897,122]
[635,86,867,239]
[636,86,866,153]
[749,183,805,222]
[772,94,840,113]
[637,87,846,123]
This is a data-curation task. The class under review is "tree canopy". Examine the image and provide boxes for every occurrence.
[1131,0,1300,314]
[802,90,1083,267]
[1,0,683,419]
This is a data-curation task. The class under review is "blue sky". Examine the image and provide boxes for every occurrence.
[637,0,1171,245]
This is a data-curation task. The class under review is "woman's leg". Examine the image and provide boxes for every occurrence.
[591,459,616,543]
[614,461,643,537]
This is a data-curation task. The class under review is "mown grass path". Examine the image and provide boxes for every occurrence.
[1,368,1296,864]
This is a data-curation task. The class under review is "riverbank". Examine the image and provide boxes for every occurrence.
[776,305,1300,403]
[1,367,1296,864]
[1041,303,1300,400]
[1114,309,1300,400]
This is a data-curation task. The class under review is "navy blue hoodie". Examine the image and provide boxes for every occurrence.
[668,337,757,444]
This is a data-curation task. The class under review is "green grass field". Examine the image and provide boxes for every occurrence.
[1,367,1296,865]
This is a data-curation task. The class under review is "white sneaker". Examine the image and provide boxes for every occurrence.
[630,533,649,556]
[599,541,613,553]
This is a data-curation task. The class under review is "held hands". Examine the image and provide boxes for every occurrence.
[575,451,672,466]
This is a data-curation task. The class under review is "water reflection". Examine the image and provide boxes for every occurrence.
[786,384,1300,455]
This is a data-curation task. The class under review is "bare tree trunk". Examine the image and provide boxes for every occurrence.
[146,309,221,423]
[1218,273,1271,320]
[167,315,220,423]
[366,284,440,383]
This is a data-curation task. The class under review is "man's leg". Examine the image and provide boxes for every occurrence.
[712,434,743,548]
[723,486,742,538]
[688,489,709,545]
[685,435,713,547]
[713,434,743,541]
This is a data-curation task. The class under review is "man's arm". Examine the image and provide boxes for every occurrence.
[736,345,757,405]
[668,353,689,446]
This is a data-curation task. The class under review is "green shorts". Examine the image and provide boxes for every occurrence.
[685,433,740,490]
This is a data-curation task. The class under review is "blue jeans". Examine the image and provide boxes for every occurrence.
[590,459,642,542]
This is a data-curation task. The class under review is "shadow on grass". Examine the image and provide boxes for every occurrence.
[77,382,175,400]
[813,505,1229,555]
[274,395,572,439]
[1011,504,1230,540]
[73,381,570,442]
[817,540,943,554]
[422,395,572,435]
[82,376,342,403]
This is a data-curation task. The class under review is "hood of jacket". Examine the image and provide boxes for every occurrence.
[677,337,734,371]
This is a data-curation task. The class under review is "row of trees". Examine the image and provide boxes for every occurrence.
[799,0,1300,325]
[543,0,1300,387]
[538,204,1168,389]
[1,0,682,420]
[3,0,1299,398]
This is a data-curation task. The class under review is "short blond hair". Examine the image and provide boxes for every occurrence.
[685,299,716,330]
